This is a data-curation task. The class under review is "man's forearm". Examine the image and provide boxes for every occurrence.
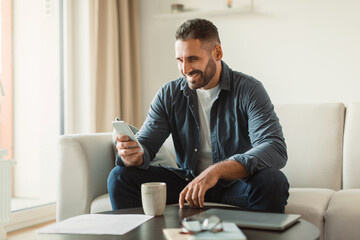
[211,160,249,180]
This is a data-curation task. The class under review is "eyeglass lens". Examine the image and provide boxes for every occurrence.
[182,215,222,233]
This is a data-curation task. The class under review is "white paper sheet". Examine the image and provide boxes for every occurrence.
[36,214,153,235]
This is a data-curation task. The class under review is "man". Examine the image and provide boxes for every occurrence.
[107,18,289,213]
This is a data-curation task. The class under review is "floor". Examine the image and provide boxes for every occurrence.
[11,198,54,212]
[7,221,55,240]
[6,198,55,240]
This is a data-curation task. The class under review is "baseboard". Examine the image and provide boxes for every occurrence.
[4,203,56,232]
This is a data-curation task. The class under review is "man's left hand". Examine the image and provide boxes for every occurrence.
[178,160,248,209]
[178,165,219,209]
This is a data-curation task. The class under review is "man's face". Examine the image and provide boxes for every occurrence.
[175,39,218,90]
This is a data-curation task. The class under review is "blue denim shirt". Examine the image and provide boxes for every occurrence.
[117,61,287,182]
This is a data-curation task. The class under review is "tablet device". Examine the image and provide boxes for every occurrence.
[204,208,301,231]
[112,120,144,152]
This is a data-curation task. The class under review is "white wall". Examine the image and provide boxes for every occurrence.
[139,0,360,118]
[13,0,59,200]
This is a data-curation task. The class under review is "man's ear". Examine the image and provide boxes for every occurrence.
[214,45,223,61]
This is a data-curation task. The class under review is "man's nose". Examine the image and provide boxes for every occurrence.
[181,61,191,75]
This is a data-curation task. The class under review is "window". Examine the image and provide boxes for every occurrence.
[1,0,61,225]
[0,0,13,160]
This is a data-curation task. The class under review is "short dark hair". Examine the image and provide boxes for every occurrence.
[175,18,221,45]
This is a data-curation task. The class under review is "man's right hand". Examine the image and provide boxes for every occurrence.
[116,135,144,167]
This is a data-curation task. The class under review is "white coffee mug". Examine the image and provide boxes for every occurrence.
[141,182,167,216]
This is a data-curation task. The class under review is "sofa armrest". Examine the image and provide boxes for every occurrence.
[57,133,114,221]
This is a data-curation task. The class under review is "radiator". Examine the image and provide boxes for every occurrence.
[0,150,15,239]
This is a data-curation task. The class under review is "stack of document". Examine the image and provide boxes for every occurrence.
[37,214,153,235]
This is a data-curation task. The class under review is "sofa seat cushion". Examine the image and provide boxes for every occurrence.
[324,189,360,240]
[285,188,335,239]
[90,193,112,214]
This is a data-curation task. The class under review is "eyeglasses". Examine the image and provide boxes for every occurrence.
[181,215,223,235]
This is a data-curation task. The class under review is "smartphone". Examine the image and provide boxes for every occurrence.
[112,120,144,152]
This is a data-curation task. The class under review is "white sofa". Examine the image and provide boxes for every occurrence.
[57,103,360,240]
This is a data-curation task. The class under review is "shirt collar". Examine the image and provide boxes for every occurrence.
[218,61,231,91]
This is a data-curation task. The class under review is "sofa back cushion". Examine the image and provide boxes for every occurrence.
[343,102,360,189]
[274,103,345,190]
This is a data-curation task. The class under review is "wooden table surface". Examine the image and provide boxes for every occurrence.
[36,204,319,240]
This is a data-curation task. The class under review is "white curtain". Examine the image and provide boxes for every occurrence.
[64,0,142,134]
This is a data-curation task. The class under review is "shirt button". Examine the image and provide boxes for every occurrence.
[185,178,189,181]
[194,148,198,152]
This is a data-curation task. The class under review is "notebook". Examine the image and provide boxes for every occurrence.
[204,209,301,231]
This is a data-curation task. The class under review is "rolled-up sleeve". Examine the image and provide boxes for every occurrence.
[228,81,287,175]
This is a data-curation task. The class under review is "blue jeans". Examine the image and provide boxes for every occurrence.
[107,166,289,213]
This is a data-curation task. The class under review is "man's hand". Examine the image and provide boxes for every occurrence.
[178,160,249,209]
[116,135,144,167]
[179,165,219,209]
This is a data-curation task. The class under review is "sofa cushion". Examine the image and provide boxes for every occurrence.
[285,188,335,240]
[343,102,360,188]
[90,193,112,214]
[150,136,177,168]
[324,189,360,240]
[275,103,345,190]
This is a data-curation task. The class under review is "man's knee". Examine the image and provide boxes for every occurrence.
[260,168,288,187]
[253,168,289,195]
[249,168,289,212]
[107,165,138,194]
[107,165,146,209]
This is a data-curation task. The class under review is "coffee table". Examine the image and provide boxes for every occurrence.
[36,204,320,240]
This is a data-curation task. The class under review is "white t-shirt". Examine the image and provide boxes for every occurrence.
[195,85,221,175]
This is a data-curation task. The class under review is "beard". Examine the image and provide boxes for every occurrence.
[185,58,217,90]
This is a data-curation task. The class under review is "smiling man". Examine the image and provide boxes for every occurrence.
[107,18,290,213]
